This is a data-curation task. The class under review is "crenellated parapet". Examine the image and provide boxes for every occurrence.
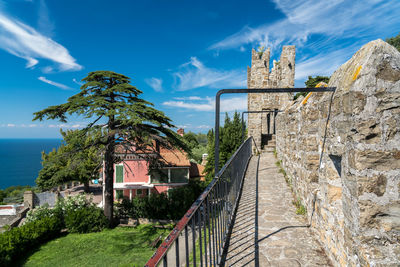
[247,45,296,148]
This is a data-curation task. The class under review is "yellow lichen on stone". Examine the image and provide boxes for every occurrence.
[302,82,328,105]
[302,92,313,105]
[316,82,328,88]
[352,65,362,81]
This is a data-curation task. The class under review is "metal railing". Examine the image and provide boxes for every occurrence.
[145,137,257,267]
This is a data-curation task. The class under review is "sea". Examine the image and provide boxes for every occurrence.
[0,139,62,190]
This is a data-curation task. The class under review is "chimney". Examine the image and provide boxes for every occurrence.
[177,128,184,136]
[201,153,208,166]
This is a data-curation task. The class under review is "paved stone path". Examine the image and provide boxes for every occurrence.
[224,152,331,267]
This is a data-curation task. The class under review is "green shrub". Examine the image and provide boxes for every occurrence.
[0,216,62,266]
[115,180,207,221]
[65,206,108,233]
[25,203,62,224]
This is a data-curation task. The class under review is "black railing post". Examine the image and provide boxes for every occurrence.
[215,92,221,174]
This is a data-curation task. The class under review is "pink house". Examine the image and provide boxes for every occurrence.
[108,142,203,201]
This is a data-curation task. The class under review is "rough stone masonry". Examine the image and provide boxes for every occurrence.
[247,39,400,266]
[272,40,400,266]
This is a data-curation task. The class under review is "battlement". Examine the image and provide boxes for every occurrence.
[247,45,296,148]
[248,45,295,89]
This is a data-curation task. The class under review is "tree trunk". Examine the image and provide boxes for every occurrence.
[103,139,115,224]
[83,180,90,193]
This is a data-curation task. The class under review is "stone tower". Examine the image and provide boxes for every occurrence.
[247,46,295,148]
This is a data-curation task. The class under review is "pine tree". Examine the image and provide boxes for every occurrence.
[204,129,215,182]
[33,71,187,222]
[204,111,243,182]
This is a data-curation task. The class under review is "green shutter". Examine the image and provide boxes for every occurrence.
[116,190,123,199]
[116,165,124,183]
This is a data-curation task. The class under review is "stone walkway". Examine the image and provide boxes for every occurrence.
[223,152,331,267]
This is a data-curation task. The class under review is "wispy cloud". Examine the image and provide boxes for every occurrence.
[38,76,71,90]
[173,57,246,91]
[72,78,83,86]
[0,11,82,71]
[173,96,204,101]
[1,123,86,128]
[38,0,54,37]
[211,0,400,51]
[145,77,163,92]
[210,0,400,79]
[163,95,247,112]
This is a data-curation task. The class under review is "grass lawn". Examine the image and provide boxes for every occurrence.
[20,224,170,267]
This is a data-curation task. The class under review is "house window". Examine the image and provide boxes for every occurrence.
[170,168,188,183]
[116,165,124,183]
[137,189,143,195]
[149,169,169,183]
[116,190,123,199]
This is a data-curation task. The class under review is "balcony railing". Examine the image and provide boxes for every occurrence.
[145,137,258,266]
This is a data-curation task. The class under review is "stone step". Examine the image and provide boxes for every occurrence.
[262,146,275,152]
[267,140,276,146]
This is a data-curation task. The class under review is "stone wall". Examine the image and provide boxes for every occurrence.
[275,39,400,266]
[247,46,295,148]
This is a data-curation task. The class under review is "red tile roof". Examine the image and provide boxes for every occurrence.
[114,142,191,167]
[189,162,205,179]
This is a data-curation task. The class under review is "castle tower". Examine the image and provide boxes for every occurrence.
[247,46,295,149]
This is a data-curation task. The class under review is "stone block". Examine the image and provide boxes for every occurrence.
[349,119,381,144]
[375,92,400,112]
[383,115,400,141]
[327,184,342,203]
[349,150,400,171]
[358,174,387,197]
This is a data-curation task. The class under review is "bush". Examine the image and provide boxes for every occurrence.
[0,216,63,266]
[115,180,207,221]
[25,194,107,234]
[25,203,62,224]
[65,206,108,233]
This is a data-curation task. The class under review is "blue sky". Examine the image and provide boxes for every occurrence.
[0,0,399,138]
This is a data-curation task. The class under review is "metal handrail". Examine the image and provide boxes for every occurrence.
[145,137,255,266]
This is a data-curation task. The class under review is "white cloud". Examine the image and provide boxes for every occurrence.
[48,123,85,129]
[211,0,400,51]
[145,77,163,92]
[196,125,211,129]
[173,57,246,91]
[38,0,54,37]
[209,0,400,79]
[38,76,71,90]
[7,124,15,127]
[173,96,204,101]
[163,95,247,112]
[72,78,83,86]
[0,12,82,71]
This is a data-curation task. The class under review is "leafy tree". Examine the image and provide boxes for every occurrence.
[294,75,330,100]
[386,32,400,51]
[220,112,242,164]
[183,132,199,151]
[204,129,216,182]
[33,71,187,222]
[305,76,330,88]
[191,145,207,163]
[204,111,244,182]
[194,132,208,146]
[183,131,209,163]
[36,129,102,192]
